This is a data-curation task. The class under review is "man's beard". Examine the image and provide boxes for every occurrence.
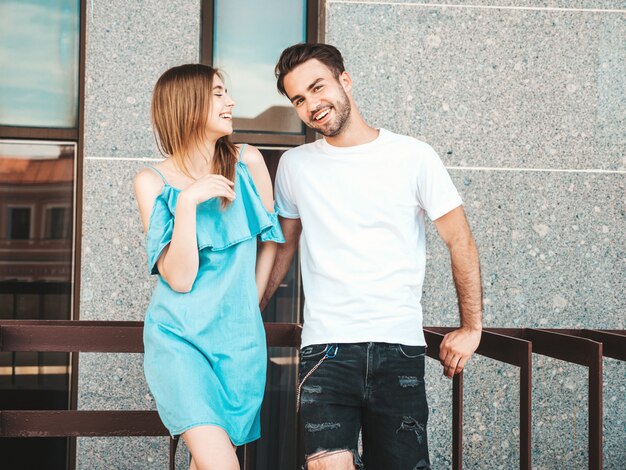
[308,90,351,137]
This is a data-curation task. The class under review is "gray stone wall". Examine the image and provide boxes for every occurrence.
[325,0,624,468]
[77,0,625,468]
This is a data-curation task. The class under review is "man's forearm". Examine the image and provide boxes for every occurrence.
[450,237,483,330]
[260,241,298,311]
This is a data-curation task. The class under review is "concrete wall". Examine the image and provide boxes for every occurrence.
[77,0,625,468]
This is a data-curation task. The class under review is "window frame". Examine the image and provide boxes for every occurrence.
[200,0,320,146]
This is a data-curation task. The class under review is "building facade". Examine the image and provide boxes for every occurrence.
[1,0,624,469]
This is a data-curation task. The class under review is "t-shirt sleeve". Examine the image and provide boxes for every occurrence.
[415,144,463,221]
[275,154,300,219]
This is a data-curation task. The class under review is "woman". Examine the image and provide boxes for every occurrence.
[134,64,284,470]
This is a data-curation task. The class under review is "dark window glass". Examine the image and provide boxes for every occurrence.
[45,207,71,240]
[8,207,31,239]
[0,140,75,470]
[0,0,80,128]
[213,0,306,135]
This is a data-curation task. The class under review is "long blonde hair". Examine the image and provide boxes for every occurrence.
[151,64,238,206]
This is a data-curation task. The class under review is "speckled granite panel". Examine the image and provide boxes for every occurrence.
[425,358,454,466]
[425,340,625,469]
[77,157,166,467]
[84,0,200,159]
[462,356,520,469]
[532,357,589,468]
[604,358,626,468]
[418,169,624,467]
[329,0,626,9]
[425,355,521,468]
[77,353,152,411]
[77,436,190,470]
[326,2,626,170]
[76,436,167,470]
[79,158,154,321]
[422,170,625,330]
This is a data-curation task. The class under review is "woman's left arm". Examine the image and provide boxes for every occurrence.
[241,145,278,303]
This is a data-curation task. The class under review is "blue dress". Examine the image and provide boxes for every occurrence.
[142,151,284,444]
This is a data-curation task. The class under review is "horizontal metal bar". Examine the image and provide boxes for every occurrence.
[0,410,167,437]
[425,327,532,367]
[0,320,143,327]
[526,329,602,367]
[0,325,144,353]
[478,330,532,367]
[484,328,526,339]
[583,330,626,361]
[0,321,302,352]
[423,328,445,360]
[602,329,626,336]
[541,329,626,362]
[265,322,302,348]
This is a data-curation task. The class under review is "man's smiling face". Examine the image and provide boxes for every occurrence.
[283,59,352,137]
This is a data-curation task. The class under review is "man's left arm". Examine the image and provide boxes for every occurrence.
[433,205,483,378]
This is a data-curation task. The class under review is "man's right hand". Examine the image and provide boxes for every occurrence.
[438,326,482,378]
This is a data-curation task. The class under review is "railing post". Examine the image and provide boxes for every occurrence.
[520,347,531,470]
[169,435,179,470]
[452,371,463,470]
[588,343,603,470]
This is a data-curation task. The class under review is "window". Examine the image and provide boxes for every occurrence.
[7,207,32,240]
[0,140,76,469]
[0,0,80,129]
[0,0,82,468]
[202,0,319,146]
[44,207,71,240]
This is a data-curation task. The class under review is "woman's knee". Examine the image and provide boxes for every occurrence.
[305,449,356,470]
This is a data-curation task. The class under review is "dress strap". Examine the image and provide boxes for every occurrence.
[237,144,247,161]
[147,165,169,185]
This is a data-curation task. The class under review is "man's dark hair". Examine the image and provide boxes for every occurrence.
[275,43,346,97]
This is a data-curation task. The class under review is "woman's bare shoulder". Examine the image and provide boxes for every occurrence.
[134,166,165,195]
[239,144,264,166]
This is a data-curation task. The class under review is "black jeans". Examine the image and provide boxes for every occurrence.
[299,342,430,470]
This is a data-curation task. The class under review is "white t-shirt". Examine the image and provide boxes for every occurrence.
[275,128,463,347]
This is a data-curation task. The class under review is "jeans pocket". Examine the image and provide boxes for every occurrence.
[397,344,427,359]
[300,343,329,360]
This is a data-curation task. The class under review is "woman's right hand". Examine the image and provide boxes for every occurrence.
[180,174,236,205]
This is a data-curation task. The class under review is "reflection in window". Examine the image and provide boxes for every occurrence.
[213,0,306,134]
[0,140,75,469]
[44,207,71,240]
[7,207,31,240]
[0,0,80,128]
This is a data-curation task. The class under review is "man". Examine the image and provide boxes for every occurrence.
[261,43,482,470]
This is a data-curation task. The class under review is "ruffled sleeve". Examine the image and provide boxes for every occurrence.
[194,162,285,250]
[259,209,285,243]
[145,188,175,275]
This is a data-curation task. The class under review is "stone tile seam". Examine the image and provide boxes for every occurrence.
[328,1,626,14]
[85,157,626,174]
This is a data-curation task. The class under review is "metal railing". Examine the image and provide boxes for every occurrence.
[0,320,624,469]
